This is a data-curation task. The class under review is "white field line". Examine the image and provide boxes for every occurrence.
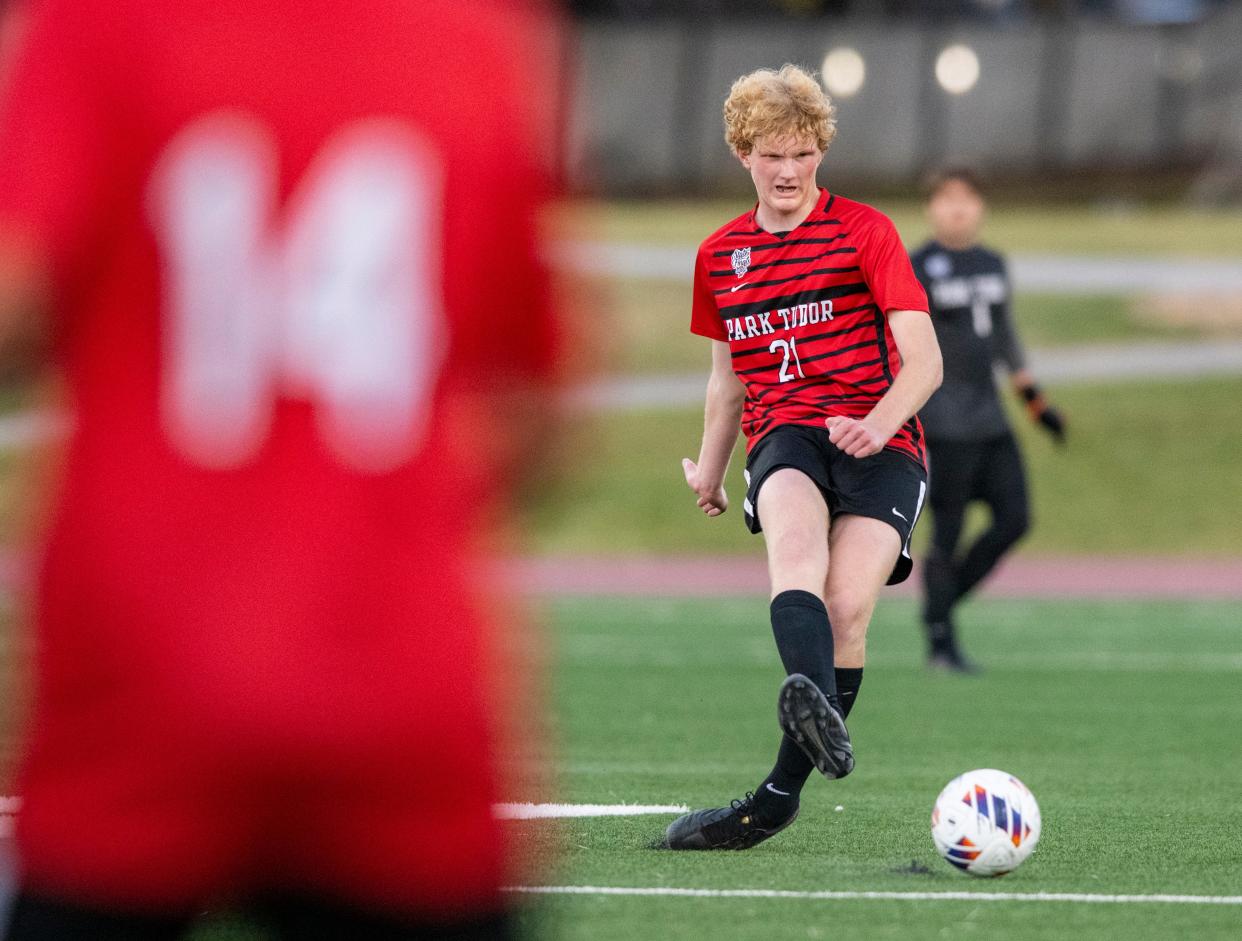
[2,791,1236,907]
[495,802,686,819]
[505,885,1242,906]
[0,797,686,824]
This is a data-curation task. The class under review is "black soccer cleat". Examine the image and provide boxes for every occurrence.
[778,673,854,780]
[663,792,799,850]
[925,621,981,674]
[928,647,982,674]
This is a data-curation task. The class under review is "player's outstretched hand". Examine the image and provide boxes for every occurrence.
[1019,384,1066,445]
[825,416,887,458]
[1037,405,1067,444]
[682,458,727,517]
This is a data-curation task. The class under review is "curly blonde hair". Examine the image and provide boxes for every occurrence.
[723,64,837,157]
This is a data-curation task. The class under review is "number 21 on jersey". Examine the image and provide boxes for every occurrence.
[770,336,805,383]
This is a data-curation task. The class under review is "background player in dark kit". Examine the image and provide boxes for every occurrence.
[669,64,942,850]
[0,0,562,937]
[911,167,1066,673]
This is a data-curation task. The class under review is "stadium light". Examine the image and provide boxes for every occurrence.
[935,44,980,95]
[821,47,866,99]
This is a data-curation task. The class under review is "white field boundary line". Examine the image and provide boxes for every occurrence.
[0,797,686,825]
[505,885,1242,906]
[495,803,686,819]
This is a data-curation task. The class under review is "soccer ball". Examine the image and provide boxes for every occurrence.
[931,768,1041,877]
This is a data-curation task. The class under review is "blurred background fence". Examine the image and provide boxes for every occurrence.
[563,0,1242,199]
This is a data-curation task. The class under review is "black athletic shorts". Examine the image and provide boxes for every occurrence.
[742,423,929,585]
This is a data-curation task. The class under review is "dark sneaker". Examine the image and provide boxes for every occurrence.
[778,673,854,780]
[663,792,799,850]
[928,647,982,674]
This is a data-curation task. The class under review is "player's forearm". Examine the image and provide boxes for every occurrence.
[867,361,940,440]
[1010,368,1035,391]
[865,309,942,441]
[1009,369,1066,441]
[696,376,743,487]
[868,342,942,440]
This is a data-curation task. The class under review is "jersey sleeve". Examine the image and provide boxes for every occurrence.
[0,1,121,279]
[908,248,933,294]
[689,243,726,340]
[991,258,1027,372]
[860,214,929,315]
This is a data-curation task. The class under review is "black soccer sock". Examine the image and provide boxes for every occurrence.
[922,550,959,639]
[769,590,839,705]
[926,618,956,655]
[834,667,863,719]
[755,590,838,820]
[756,734,815,819]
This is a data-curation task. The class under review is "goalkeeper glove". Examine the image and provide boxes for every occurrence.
[1019,384,1065,444]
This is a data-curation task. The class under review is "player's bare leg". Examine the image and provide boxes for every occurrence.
[814,513,903,732]
[665,469,849,850]
[825,513,903,666]
[757,470,853,782]
[758,468,829,597]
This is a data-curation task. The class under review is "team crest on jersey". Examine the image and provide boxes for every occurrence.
[731,246,751,278]
[926,253,952,279]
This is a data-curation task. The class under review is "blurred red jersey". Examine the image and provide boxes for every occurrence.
[0,0,559,916]
[690,190,930,466]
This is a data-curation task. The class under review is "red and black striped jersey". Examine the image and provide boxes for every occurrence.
[690,188,930,467]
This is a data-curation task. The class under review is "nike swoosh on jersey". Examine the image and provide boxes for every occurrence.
[891,507,908,522]
[730,282,750,292]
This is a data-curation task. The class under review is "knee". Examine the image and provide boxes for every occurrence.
[827,591,872,644]
[924,543,953,569]
[994,506,1030,546]
[768,523,825,566]
[765,522,829,589]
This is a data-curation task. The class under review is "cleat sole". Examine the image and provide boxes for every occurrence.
[778,673,854,780]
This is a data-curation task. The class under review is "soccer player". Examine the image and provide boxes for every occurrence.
[910,167,1066,673]
[667,64,943,850]
[0,1,560,937]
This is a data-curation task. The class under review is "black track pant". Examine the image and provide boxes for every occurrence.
[922,432,1030,624]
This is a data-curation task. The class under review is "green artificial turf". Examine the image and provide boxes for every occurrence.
[508,595,1242,939]
[56,597,1242,941]
[528,377,1242,556]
